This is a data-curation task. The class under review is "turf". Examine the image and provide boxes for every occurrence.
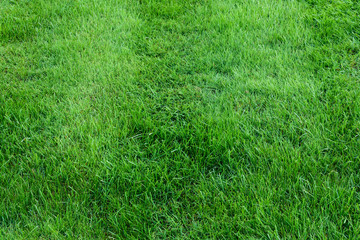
[0,0,359,239]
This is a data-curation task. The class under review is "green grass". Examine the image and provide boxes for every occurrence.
[0,0,359,238]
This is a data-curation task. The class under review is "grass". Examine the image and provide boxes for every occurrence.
[0,0,359,238]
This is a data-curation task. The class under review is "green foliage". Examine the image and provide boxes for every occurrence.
[0,0,359,238]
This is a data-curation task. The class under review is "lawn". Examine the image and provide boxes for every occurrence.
[0,0,359,239]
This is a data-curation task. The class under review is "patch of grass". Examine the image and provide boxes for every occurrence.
[0,0,359,238]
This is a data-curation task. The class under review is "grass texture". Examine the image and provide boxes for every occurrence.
[0,0,359,239]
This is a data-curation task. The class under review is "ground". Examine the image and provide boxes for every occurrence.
[0,0,360,239]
